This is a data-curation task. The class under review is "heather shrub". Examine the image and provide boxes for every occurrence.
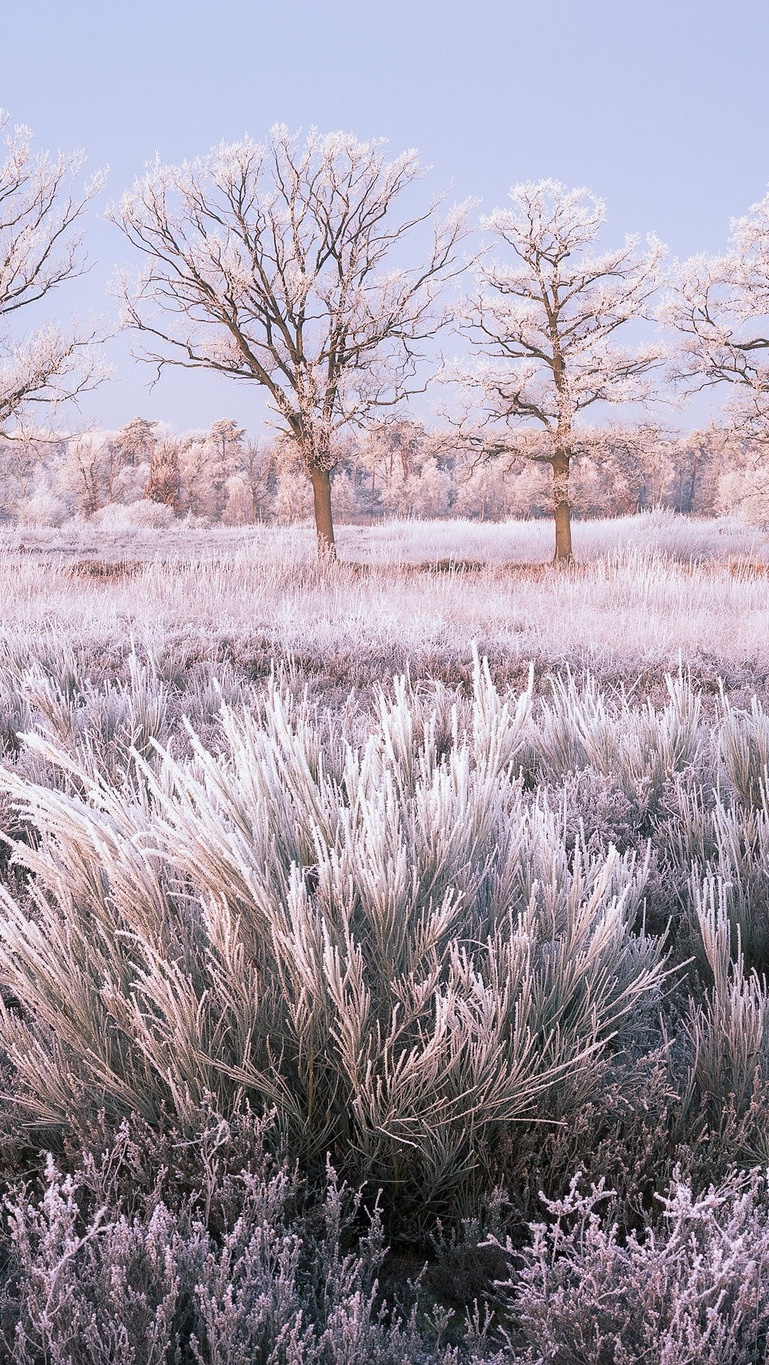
[493,1047,685,1232]
[548,766,643,854]
[505,1167,769,1364]
[0,1112,504,1364]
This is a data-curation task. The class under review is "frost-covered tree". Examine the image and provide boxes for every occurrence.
[145,436,180,510]
[359,419,428,516]
[710,429,769,526]
[459,180,666,560]
[207,417,245,519]
[209,417,245,465]
[667,190,769,447]
[228,437,276,523]
[566,424,676,516]
[177,430,220,519]
[66,431,113,515]
[113,126,469,555]
[176,421,246,520]
[114,417,159,468]
[0,112,104,436]
[666,428,722,515]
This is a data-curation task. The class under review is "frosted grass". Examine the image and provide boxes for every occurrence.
[5,509,765,565]
[0,513,766,678]
[343,509,767,565]
[0,661,668,1222]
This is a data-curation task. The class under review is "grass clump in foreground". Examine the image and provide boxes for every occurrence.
[0,526,768,1358]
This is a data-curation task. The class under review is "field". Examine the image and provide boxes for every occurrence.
[3,511,769,690]
[1,512,769,1361]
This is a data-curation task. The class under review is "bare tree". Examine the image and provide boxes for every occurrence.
[457,180,666,560]
[112,125,469,555]
[0,112,105,435]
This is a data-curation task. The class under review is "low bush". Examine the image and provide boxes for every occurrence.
[505,1167,769,1364]
[0,1109,506,1364]
[0,657,667,1229]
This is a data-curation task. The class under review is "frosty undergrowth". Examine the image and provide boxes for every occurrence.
[0,633,766,1358]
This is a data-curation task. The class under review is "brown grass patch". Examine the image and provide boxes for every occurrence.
[69,559,144,580]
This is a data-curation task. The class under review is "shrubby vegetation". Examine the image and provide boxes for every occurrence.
[0,526,766,1358]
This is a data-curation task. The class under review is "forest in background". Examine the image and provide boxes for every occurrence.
[4,416,765,532]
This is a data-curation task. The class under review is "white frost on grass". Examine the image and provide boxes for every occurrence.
[339,509,766,564]
[0,512,764,676]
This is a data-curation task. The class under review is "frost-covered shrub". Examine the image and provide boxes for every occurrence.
[718,689,769,810]
[506,1167,769,1364]
[549,766,643,854]
[493,1049,684,1231]
[0,657,667,1224]
[685,876,769,1121]
[533,669,703,816]
[17,488,70,527]
[5,636,769,1250]
[15,648,170,782]
[664,784,769,971]
[91,498,176,531]
[0,1113,499,1364]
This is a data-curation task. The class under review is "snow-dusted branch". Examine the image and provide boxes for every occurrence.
[665,190,769,442]
[0,112,106,433]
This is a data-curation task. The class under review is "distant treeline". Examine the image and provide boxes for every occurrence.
[2,417,761,529]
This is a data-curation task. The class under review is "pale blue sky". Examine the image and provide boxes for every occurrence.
[5,0,767,432]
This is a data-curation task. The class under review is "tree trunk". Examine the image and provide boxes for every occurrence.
[551,451,573,563]
[309,464,336,558]
[688,451,700,515]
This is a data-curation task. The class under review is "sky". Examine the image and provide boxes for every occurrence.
[4,0,768,435]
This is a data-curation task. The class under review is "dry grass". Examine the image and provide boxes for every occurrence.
[0,514,766,700]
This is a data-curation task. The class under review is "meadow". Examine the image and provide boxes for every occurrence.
[2,510,768,692]
[0,512,768,1361]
